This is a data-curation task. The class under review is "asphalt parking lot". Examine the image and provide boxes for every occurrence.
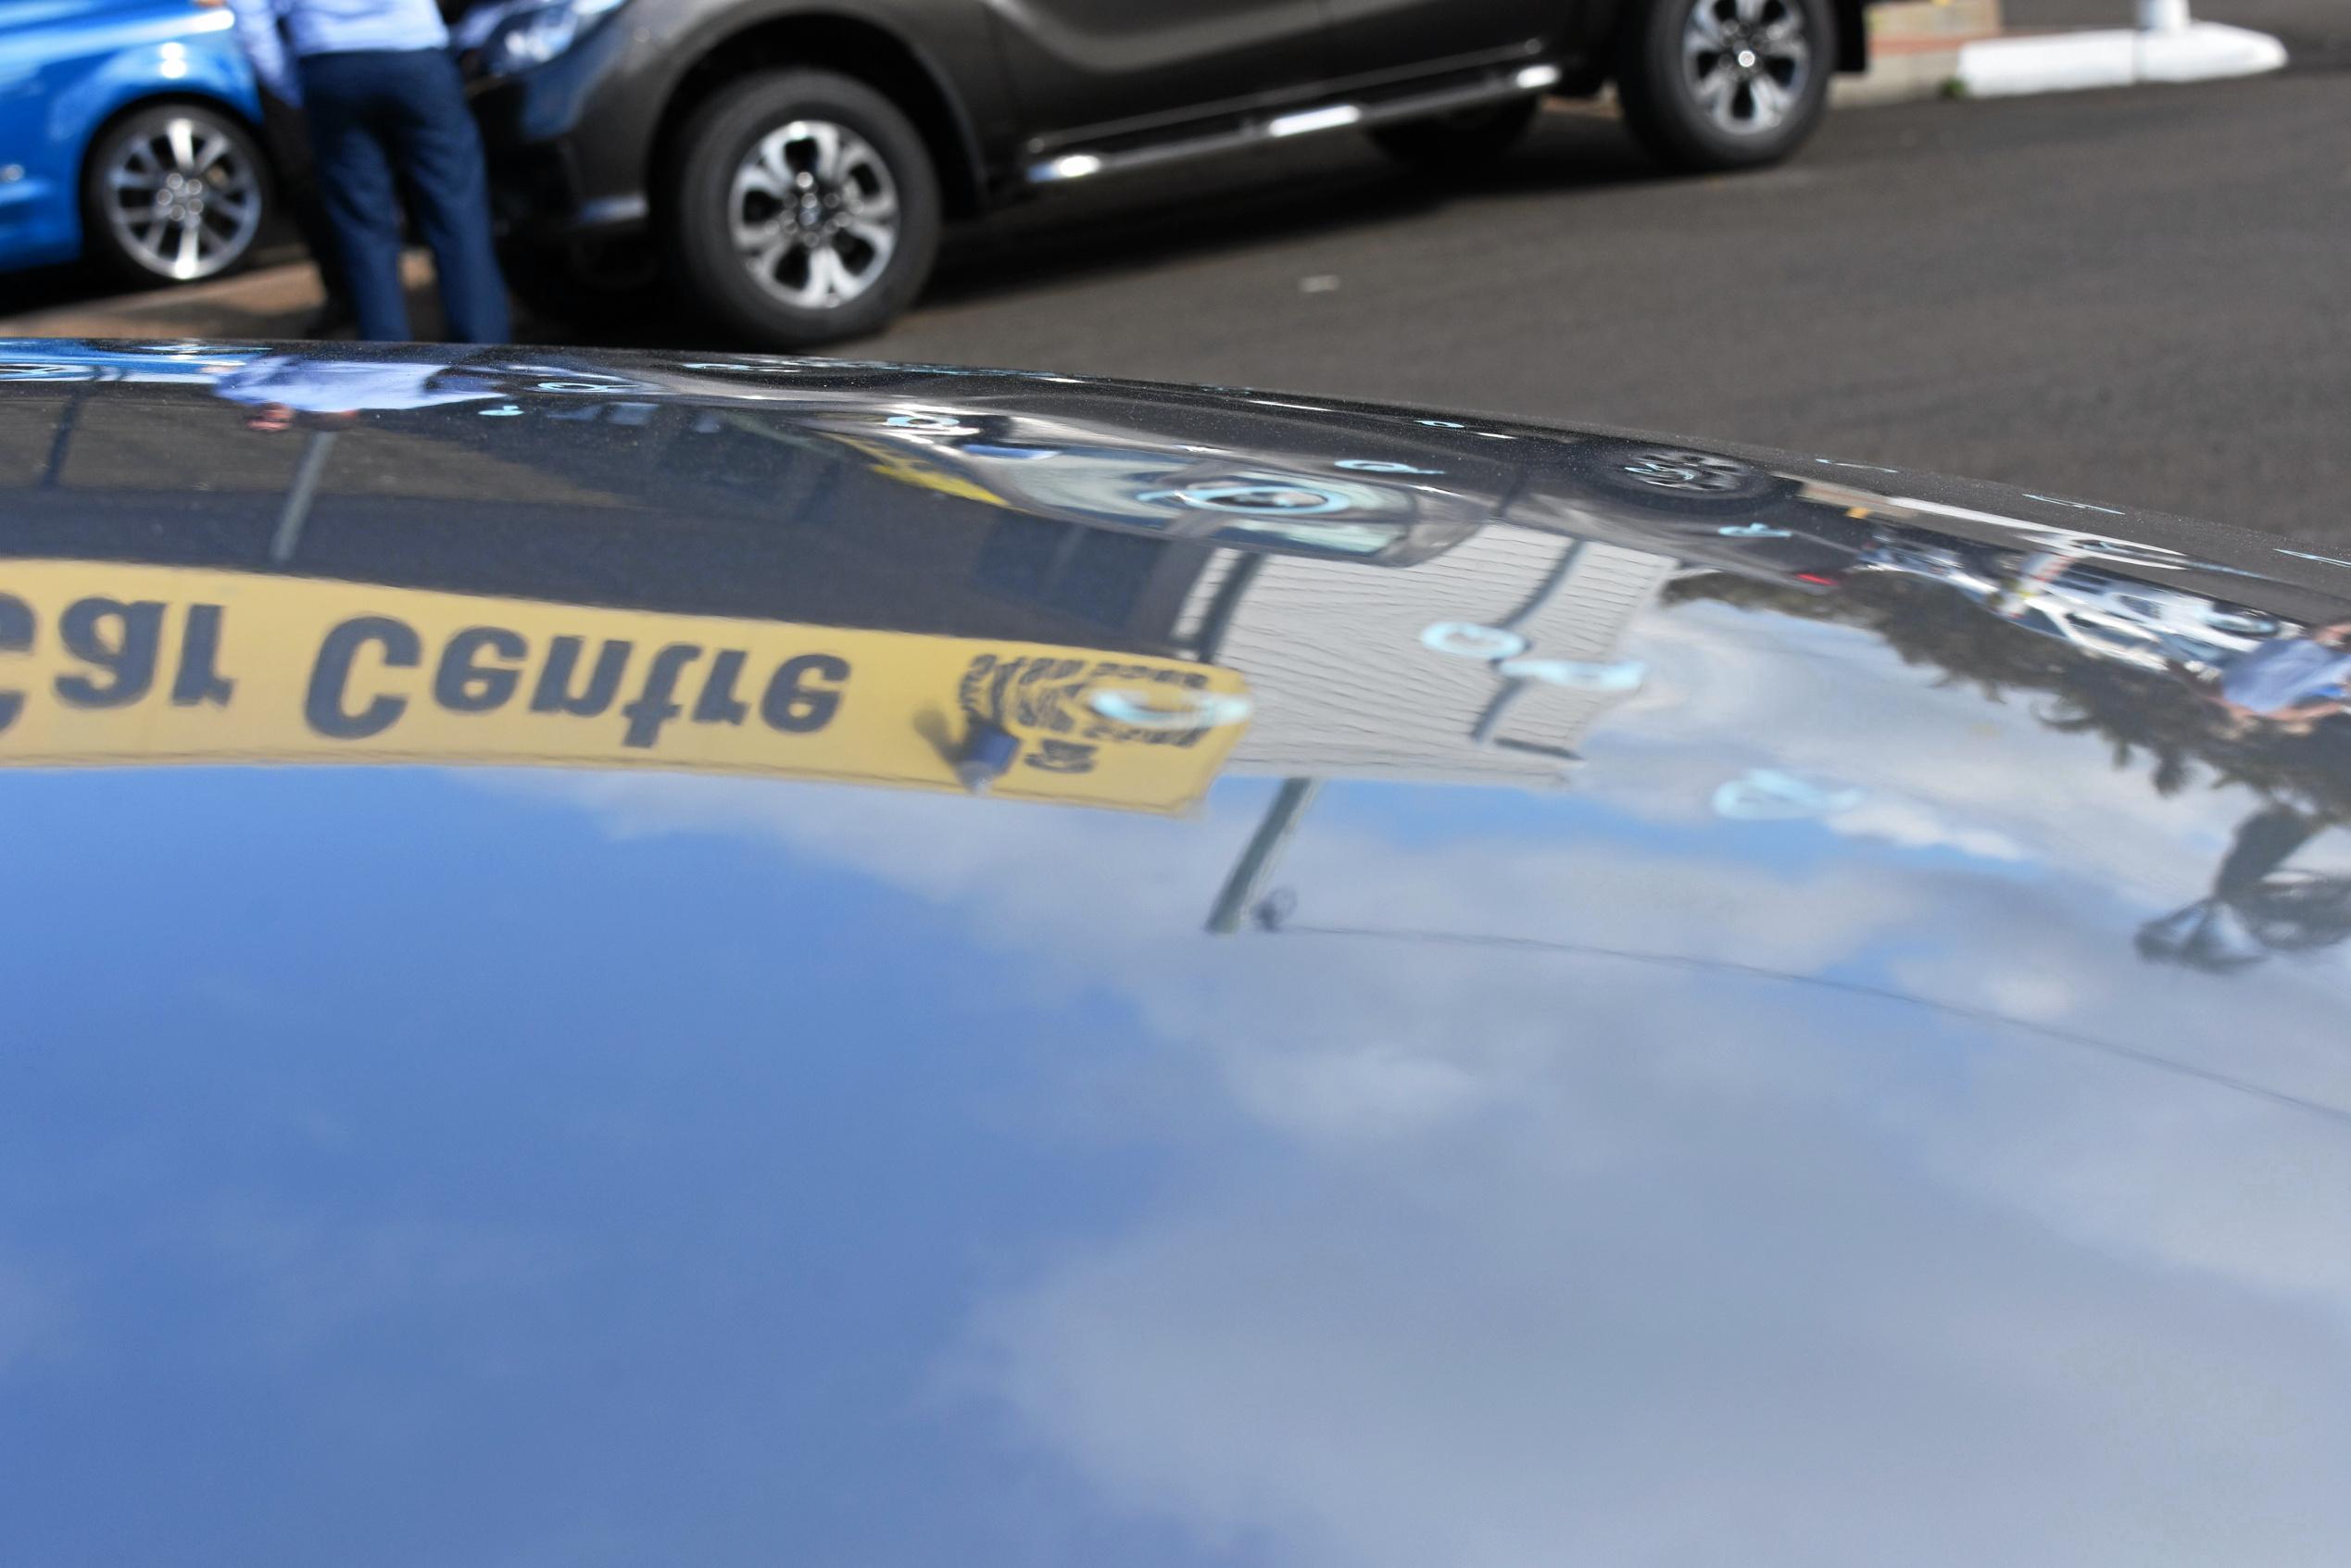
[7,6,2346,546]
[872,69,2351,548]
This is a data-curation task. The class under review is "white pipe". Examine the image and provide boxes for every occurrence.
[2137,0,2192,31]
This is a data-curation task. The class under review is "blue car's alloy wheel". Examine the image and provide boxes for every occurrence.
[84,104,267,282]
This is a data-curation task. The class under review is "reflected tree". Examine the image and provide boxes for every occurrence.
[1668,571,2351,972]
[1666,572,2351,819]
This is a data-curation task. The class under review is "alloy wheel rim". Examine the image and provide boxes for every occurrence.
[1680,0,1812,136]
[101,116,262,281]
[729,119,899,311]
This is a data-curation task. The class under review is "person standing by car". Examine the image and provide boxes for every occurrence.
[222,0,509,343]
[205,0,354,335]
[211,348,513,430]
[2206,621,2351,734]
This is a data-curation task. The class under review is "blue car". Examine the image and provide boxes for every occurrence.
[0,0,270,282]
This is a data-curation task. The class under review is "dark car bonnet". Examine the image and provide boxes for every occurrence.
[4,341,2350,1566]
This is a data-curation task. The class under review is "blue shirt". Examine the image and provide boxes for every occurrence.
[2219,636,2351,716]
[225,0,451,103]
[216,356,504,414]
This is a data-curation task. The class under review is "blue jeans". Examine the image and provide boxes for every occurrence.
[300,49,510,344]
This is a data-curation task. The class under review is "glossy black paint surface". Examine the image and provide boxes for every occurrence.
[989,0,1327,137]
[1320,0,1551,81]
[5,341,2351,1566]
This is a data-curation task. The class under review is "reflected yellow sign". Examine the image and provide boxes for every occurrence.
[0,560,1247,813]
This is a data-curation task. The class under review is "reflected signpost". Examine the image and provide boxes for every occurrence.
[1206,777,1320,935]
[270,430,337,563]
[38,386,87,490]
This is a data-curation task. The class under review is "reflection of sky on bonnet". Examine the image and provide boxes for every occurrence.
[1605,602,2245,890]
[6,578,2351,1566]
[0,767,1216,1568]
[525,710,2351,1567]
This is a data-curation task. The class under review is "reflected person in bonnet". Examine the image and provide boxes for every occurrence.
[2208,621,2351,734]
[214,350,509,431]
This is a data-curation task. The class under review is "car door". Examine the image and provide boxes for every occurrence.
[987,0,1327,148]
[0,0,259,272]
[0,0,86,269]
[1320,0,1555,82]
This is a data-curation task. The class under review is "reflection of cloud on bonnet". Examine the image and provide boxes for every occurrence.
[1712,768,1865,821]
[1828,795,2030,863]
[504,767,2350,1134]
[1597,603,2247,901]
[496,762,2351,1154]
[507,769,2351,1563]
[969,1038,2351,1568]
[502,770,1929,1137]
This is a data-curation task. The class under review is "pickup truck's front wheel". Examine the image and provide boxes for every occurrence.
[669,69,941,350]
[1616,0,1832,171]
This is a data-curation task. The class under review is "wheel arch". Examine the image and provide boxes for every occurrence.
[648,10,987,222]
[78,89,270,188]
[1832,0,1868,74]
[1584,0,1871,75]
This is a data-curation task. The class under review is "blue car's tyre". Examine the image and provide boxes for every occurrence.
[82,102,270,283]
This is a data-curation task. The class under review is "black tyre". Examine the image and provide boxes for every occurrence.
[1616,0,1833,172]
[1368,97,1540,167]
[82,101,270,283]
[667,69,941,350]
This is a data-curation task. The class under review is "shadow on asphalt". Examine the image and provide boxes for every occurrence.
[3,236,308,323]
[920,112,1657,309]
[534,110,1660,348]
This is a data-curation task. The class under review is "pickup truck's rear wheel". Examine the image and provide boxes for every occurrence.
[1368,97,1540,167]
[669,69,940,350]
[1616,0,1832,171]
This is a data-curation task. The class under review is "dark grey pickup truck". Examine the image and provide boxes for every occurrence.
[459,0,1870,346]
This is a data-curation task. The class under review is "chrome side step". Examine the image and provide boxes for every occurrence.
[1024,63,1561,187]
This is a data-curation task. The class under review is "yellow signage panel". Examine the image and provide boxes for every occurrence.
[0,559,1247,813]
